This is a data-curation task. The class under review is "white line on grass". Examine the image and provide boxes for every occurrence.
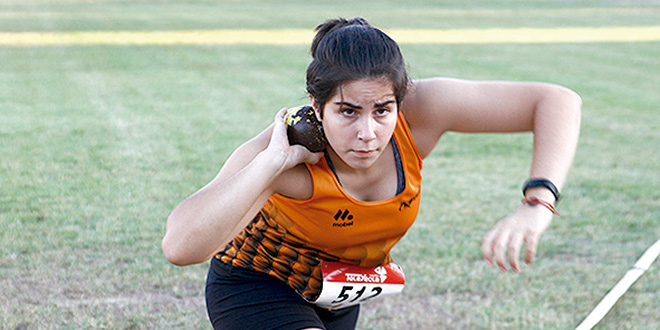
[575,238,660,330]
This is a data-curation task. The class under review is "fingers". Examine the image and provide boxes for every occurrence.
[273,107,287,124]
[290,144,324,164]
[481,228,497,267]
[483,207,551,273]
[274,108,288,132]
[482,226,526,273]
[492,229,510,272]
[269,108,288,140]
[508,232,524,272]
[524,234,539,264]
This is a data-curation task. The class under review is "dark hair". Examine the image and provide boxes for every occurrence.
[306,17,409,115]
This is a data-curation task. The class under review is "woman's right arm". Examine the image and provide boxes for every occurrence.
[161,108,322,266]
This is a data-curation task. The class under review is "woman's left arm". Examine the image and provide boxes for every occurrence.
[402,78,582,272]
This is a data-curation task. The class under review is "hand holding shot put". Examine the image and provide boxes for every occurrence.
[242,105,326,182]
[270,107,325,171]
[162,17,581,329]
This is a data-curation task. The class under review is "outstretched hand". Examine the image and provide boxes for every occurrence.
[481,205,554,272]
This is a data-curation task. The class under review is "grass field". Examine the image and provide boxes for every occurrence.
[1,0,659,329]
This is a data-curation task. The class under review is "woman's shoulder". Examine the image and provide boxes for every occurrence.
[402,78,464,119]
[274,163,315,200]
[400,78,458,158]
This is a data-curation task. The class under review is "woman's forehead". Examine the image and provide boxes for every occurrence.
[331,78,396,104]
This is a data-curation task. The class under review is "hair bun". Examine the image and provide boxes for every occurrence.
[311,17,371,58]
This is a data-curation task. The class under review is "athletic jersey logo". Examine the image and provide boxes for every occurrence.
[332,209,354,228]
[398,191,420,211]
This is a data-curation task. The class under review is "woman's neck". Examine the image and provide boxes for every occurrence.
[325,143,398,201]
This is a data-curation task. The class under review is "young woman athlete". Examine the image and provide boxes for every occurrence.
[162,17,581,329]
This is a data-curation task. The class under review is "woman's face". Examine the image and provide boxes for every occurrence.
[313,78,398,171]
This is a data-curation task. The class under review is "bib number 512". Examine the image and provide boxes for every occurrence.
[312,261,405,309]
[331,285,383,304]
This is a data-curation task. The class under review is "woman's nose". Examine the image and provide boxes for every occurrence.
[357,117,376,141]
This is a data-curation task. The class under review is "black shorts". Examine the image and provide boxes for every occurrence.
[206,258,360,330]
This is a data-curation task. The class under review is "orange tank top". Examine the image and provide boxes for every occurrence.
[215,110,423,301]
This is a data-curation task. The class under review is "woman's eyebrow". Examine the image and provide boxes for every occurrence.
[374,100,396,108]
[334,101,362,109]
[334,99,395,109]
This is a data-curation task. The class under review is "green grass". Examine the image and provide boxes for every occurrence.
[1,0,659,329]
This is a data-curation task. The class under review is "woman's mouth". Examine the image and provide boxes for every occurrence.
[351,149,376,158]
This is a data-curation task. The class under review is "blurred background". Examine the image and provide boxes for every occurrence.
[1,1,658,328]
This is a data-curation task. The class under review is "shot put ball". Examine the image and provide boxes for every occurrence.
[285,105,328,152]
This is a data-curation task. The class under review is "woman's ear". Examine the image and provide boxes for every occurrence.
[310,95,323,121]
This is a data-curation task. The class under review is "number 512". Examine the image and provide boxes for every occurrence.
[331,285,383,304]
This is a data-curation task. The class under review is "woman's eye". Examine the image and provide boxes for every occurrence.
[376,108,390,116]
[341,108,356,116]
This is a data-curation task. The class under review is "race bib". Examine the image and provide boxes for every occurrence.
[313,261,405,309]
